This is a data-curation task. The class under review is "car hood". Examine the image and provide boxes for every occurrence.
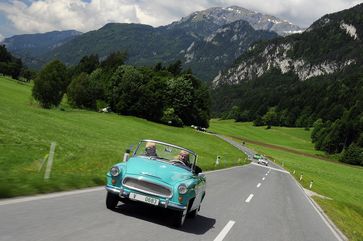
[124,157,193,185]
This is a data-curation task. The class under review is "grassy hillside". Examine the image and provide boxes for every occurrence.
[210,119,363,241]
[0,77,247,198]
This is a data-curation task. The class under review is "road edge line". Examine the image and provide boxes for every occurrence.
[215,134,347,241]
[0,187,104,206]
[289,174,348,241]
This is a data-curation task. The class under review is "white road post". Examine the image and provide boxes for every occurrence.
[215,156,220,166]
[309,180,313,189]
[293,170,296,174]
[299,173,303,181]
[44,142,56,180]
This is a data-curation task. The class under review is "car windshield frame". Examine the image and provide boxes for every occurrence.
[132,139,198,172]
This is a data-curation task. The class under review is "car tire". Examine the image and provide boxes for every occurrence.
[188,205,200,218]
[173,210,187,227]
[106,192,119,210]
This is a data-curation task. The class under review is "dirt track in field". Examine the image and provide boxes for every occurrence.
[229,135,331,161]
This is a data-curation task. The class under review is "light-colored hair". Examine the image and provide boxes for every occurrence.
[145,142,156,148]
[145,142,157,156]
[179,150,190,163]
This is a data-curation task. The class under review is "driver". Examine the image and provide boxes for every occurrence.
[145,142,158,157]
[178,150,191,167]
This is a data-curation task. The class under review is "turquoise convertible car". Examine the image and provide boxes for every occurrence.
[105,140,206,227]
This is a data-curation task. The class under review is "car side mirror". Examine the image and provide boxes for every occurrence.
[198,173,205,178]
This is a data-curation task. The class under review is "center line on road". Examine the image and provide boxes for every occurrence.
[265,173,268,176]
[245,194,254,203]
[257,183,261,188]
[213,220,236,241]
[262,177,265,180]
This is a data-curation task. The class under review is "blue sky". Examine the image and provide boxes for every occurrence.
[0,0,361,40]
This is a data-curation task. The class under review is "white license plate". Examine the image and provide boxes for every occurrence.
[129,193,159,206]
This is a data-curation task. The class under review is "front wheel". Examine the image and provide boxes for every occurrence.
[173,210,187,227]
[106,192,119,210]
[188,205,200,218]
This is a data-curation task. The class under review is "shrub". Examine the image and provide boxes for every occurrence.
[32,60,67,108]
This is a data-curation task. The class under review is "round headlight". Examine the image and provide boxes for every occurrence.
[110,166,120,176]
[178,184,188,194]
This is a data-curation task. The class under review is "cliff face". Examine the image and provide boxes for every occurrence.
[213,4,363,86]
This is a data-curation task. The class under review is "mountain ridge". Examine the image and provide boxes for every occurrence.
[2,6,302,80]
[213,3,363,86]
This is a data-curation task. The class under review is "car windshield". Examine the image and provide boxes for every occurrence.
[133,140,197,169]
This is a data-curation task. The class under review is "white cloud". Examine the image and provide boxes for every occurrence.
[0,33,4,41]
[0,0,361,36]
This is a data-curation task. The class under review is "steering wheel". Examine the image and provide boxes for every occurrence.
[170,160,187,166]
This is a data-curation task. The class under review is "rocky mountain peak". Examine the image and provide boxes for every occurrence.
[169,6,304,36]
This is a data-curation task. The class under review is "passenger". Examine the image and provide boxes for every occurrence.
[145,142,157,157]
[178,150,191,167]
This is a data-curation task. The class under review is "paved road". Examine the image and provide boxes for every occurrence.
[0,138,341,241]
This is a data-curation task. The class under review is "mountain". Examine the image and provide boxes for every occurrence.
[180,20,278,80]
[5,6,303,80]
[211,3,363,157]
[41,23,197,66]
[1,30,82,67]
[213,4,363,86]
[167,6,304,37]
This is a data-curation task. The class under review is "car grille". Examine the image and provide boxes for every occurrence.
[122,177,172,198]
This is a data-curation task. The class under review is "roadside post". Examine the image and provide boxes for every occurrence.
[44,142,56,180]
[299,173,303,181]
[293,170,296,174]
[215,156,220,166]
[309,180,314,189]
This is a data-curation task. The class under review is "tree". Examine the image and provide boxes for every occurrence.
[32,60,68,108]
[67,73,98,109]
[262,107,278,128]
[167,60,182,76]
[160,108,183,127]
[76,54,99,74]
[0,45,23,79]
[341,144,363,166]
[165,76,193,123]
[100,51,127,70]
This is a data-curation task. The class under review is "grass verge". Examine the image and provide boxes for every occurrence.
[0,77,247,198]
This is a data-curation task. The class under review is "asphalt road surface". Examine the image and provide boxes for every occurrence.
[0,137,342,241]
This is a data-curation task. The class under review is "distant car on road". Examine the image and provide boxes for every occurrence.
[257,158,269,166]
[105,139,206,227]
[253,154,262,160]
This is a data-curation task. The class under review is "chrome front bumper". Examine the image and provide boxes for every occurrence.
[105,185,186,211]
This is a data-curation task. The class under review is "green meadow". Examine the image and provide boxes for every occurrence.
[209,119,322,155]
[210,119,363,241]
[0,77,246,198]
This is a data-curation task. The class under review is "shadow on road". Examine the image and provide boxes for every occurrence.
[112,201,216,234]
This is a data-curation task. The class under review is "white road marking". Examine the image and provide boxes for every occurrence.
[245,194,254,203]
[214,220,236,241]
[251,162,289,174]
[265,173,268,176]
[290,176,346,241]
[0,187,103,206]
[257,183,261,188]
[204,166,242,174]
[262,177,265,181]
